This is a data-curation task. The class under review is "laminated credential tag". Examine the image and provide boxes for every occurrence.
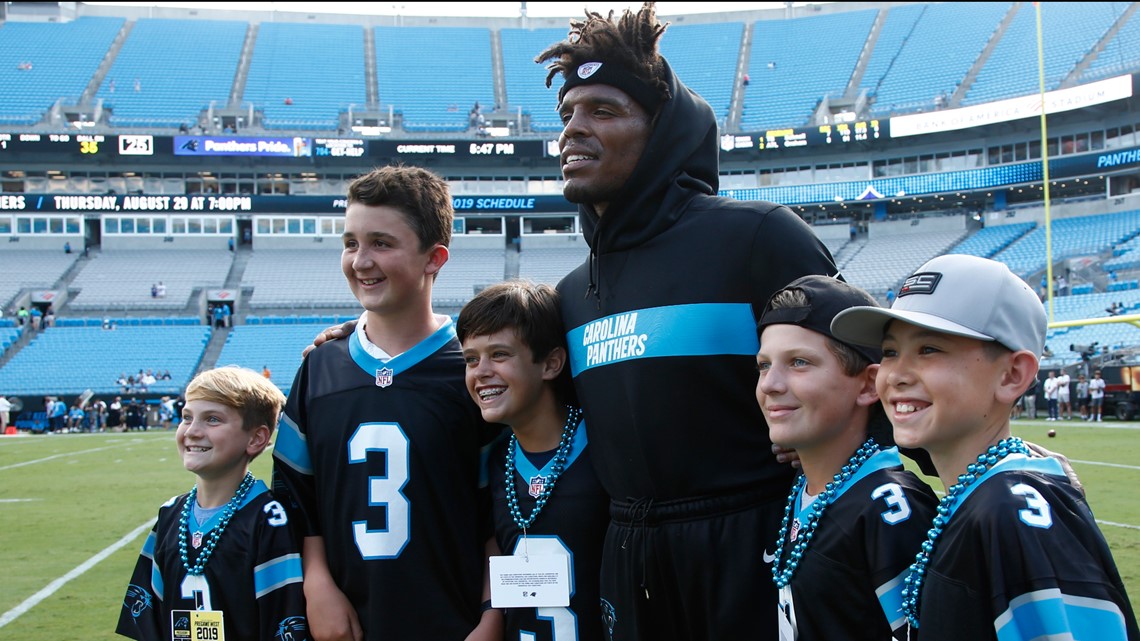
[489,554,570,608]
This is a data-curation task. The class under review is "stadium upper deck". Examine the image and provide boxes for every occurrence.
[0,2,1137,135]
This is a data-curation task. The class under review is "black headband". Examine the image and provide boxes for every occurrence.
[558,61,663,114]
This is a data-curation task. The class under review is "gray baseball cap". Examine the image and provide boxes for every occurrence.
[830,254,1047,356]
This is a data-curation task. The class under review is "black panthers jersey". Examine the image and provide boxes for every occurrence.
[490,421,610,641]
[775,448,938,641]
[917,454,1139,641]
[272,320,502,640]
[116,480,308,641]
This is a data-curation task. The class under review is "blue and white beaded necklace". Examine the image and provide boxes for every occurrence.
[178,471,256,576]
[771,437,880,588]
[504,406,583,533]
[901,436,1029,630]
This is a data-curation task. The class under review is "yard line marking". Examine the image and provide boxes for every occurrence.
[0,498,40,503]
[0,518,155,629]
[1069,459,1140,471]
[0,439,166,472]
[1097,520,1140,531]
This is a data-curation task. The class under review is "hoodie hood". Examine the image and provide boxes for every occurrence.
[577,58,720,254]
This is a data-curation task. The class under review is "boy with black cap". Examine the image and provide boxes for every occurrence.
[831,254,1138,641]
[757,275,938,641]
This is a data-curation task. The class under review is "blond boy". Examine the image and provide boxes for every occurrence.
[117,366,307,641]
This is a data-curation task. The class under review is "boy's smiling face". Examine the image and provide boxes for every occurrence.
[877,320,1012,457]
[177,399,263,483]
[462,328,561,431]
[341,202,445,320]
[756,324,876,452]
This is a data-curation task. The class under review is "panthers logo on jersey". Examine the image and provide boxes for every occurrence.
[123,584,153,619]
[275,615,308,641]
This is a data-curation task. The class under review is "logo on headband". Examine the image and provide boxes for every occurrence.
[577,62,603,79]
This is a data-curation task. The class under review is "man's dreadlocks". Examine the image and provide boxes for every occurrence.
[535,2,672,107]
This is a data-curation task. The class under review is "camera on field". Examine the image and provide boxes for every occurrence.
[1070,342,1099,360]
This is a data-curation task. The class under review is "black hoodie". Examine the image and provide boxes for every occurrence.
[558,60,839,502]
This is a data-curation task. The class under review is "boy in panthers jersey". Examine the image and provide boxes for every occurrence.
[272,166,503,640]
[458,280,610,641]
[117,366,307,641]
[756,275,938,641]
[833,254,1138,641]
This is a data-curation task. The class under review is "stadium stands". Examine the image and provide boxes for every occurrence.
[242,248,356,309]
[742,9,878,130]
[862,3,1009,117]
[0,323,210,396]
[98,18,247,128]
[0,16,123,125]
[965,3,1124,106]
[246,22,366,131]
[517,245,590,286]
[993,209,1140,278]
[0,251,79,312]
[500,27,569,132]
[67,250,232,311]
[374,26,496,132]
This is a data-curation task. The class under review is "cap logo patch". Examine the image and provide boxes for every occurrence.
[577,62,603,79]
[899,272,941,296]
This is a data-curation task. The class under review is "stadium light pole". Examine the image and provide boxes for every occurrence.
[1036,1,1055,324]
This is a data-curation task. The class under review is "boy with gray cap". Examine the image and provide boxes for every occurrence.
[831,254,1138,641]
[756,275,937,641]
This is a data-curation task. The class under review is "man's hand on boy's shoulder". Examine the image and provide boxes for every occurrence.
[303,320,358,358]
[1024,440,1086,497]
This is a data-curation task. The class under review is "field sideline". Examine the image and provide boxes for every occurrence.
[1,419,1137,640]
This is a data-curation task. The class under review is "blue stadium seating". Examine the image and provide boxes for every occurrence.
[0,17,123,124]
[246,22,366,131]
[98,18,247,128]
[0,325,211,396]
[375,26,495,132]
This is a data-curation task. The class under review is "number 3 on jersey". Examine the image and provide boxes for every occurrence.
[348,422,411,558]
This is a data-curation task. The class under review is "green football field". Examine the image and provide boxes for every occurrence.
[1,419,1137,640]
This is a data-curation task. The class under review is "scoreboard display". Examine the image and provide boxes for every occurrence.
[0,133,121,156]
[757,120,887,151]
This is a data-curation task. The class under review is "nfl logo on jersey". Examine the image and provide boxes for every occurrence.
[375,368,394,388]
[529,475,548,498]
[789,519,801,542]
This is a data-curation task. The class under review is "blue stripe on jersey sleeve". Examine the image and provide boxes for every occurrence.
[566,303,759,376]
[274,414,313,476]
[254,553,303,599]
[876,567,908,632]
[995,588,1130,641]
[150,560,164,600]
[141,530,156,560]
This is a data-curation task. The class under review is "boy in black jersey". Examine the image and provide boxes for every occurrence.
[117,366,308,641]
[832,254,1139,641]
[457,279,609,641]
[756,275,938,641]
[272,165,503,641]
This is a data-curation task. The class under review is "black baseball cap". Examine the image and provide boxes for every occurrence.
[758,274,882,365]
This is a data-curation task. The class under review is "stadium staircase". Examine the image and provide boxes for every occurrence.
[1062,3,1140,89]
[727,22,754,132]
[229,22,259,108]
[81,20,134,105]
[949,1,1020,109]
[191,245,252,374]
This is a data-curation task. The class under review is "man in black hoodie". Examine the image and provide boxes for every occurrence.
[536,4,839,639]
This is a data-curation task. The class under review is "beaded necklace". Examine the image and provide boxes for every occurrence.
[771,437,880,588]
[504,405,583,532]
[178,472,256,576]
[901,436,1029,629]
